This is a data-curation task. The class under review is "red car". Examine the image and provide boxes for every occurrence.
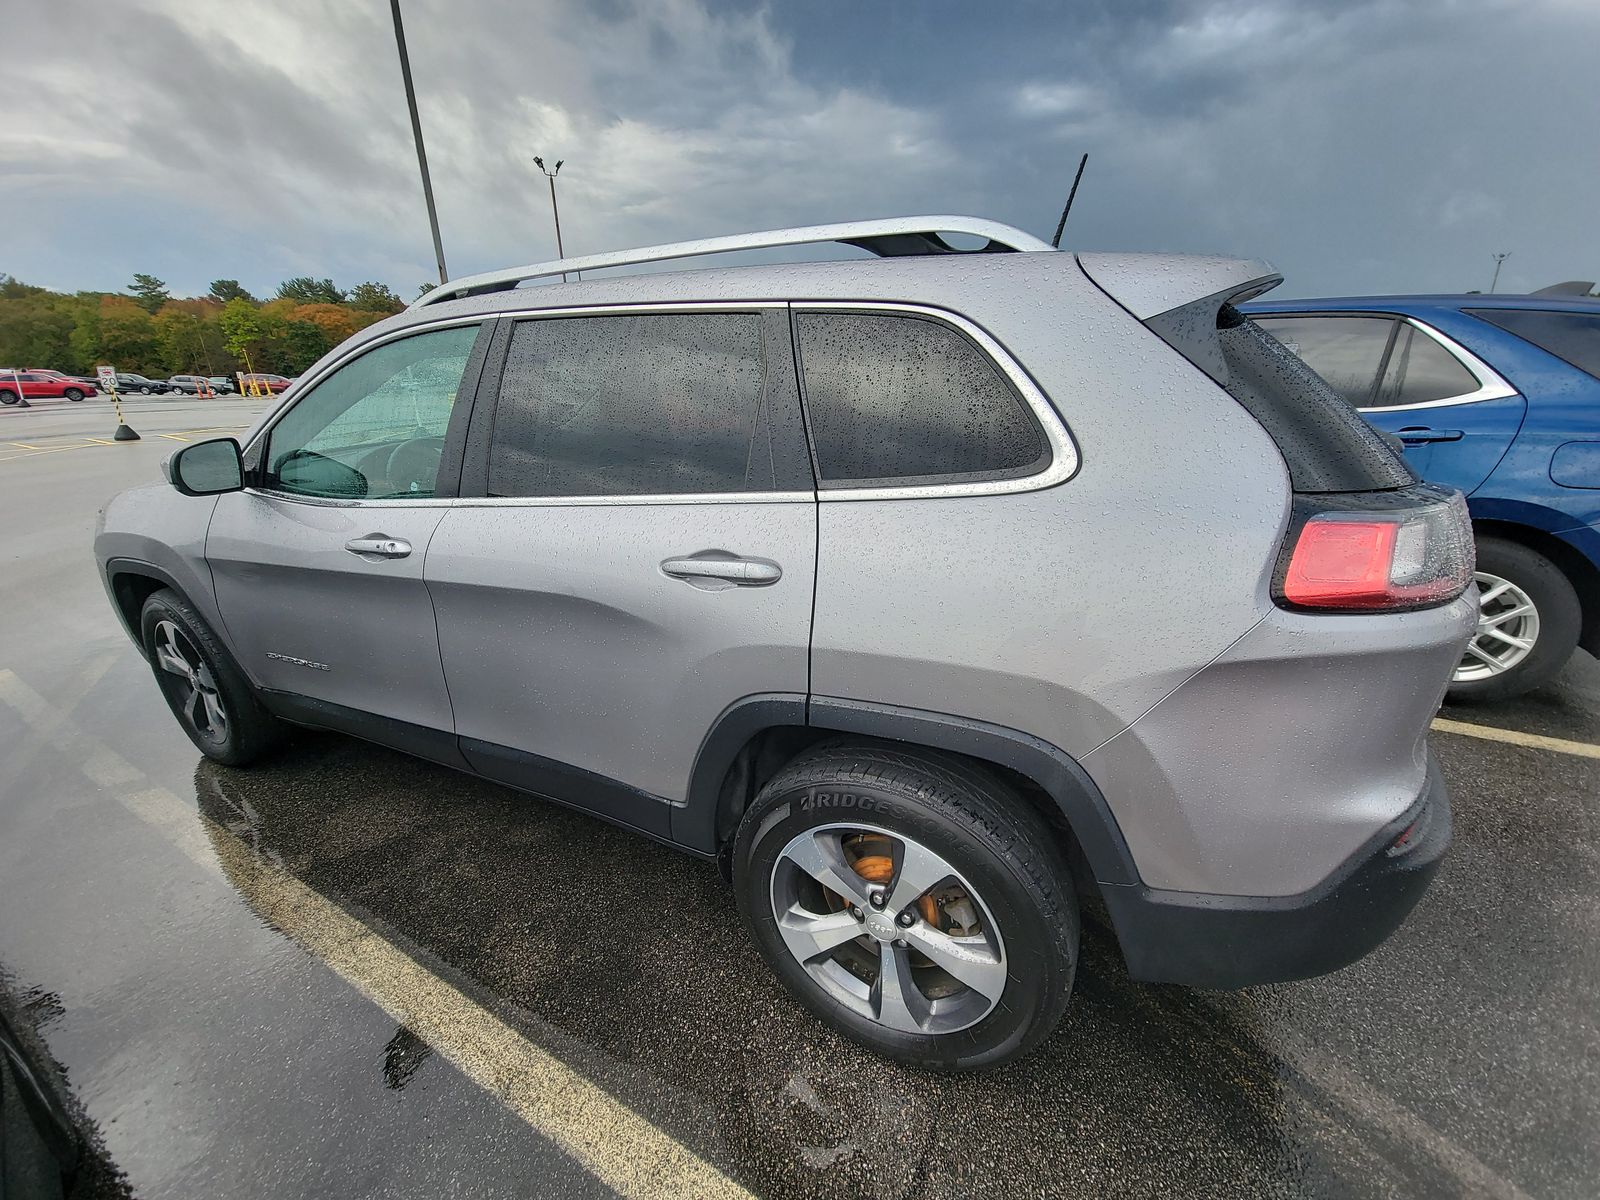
[0,370,95,404]
[240,373,294,394]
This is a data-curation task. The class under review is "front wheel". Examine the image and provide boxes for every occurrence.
[140,589,284,766]
[138,385,152,394]
[734,741,1078,1071]
[1448,536,1581,702]
[64,387,85,401]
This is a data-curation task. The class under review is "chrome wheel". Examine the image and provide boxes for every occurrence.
[1455,571,1540,683]
[152,619,228,744]
[769,823,1007,1035]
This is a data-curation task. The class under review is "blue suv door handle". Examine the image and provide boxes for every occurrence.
[1397,426,1465,444]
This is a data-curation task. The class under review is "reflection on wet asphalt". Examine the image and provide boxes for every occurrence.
[1,430,1597,1198]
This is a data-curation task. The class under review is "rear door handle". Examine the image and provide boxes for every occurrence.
[661,553,782,590]
[345,536,412,559]
[1397,427,1464,444]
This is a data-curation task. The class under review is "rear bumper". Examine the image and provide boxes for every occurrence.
[1101,752,1450,988]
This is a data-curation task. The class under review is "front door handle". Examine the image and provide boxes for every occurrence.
[345,535,412,559]
[1397,427,1464,444]
[661,553,782,590]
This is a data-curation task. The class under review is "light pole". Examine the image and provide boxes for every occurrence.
[390,0,449,286]
[534,156,575,282]
[1489,252,1510,295]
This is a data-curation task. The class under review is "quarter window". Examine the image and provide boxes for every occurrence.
[794,311,1048,487]
[487,312,804,498]
[1467,309,1600,381]
[266,323,480,499]
[1371,325,1480,407]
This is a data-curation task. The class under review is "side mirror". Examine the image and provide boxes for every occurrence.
[168,437,244,496]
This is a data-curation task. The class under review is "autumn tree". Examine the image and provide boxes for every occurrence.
[128,273,170,314]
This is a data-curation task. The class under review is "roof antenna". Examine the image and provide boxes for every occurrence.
[1051,153,1089,249]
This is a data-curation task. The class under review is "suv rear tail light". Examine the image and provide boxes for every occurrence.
[1274,485,1474,613]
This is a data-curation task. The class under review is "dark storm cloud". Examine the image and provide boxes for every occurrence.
[2,0,1594,299]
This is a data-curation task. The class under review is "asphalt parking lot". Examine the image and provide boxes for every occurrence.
[1,394,1597,1199]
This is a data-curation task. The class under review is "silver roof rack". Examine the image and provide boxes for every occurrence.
[409,215,1055,309]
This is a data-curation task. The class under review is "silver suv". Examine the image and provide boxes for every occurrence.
[95,217,1476,1070]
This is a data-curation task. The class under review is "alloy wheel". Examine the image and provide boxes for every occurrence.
[1455,571,1541,683]
[152,619,228,744]
[769,822,1007,1035]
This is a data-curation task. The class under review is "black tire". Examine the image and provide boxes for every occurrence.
[64,387,85,401]
[1448,536,1582,703]
[138,385,151,394]
[733,740,1078,1071]
[0,390,17,406]
[139,588,284,766]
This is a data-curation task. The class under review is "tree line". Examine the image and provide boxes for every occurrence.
[0,272,422,379]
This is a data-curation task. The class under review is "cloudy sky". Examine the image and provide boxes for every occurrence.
[4,0,1596,301]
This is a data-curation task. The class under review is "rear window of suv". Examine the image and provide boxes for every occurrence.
[488,312,807,498]
[794,311,1048,488]
[1466,309,1600,381]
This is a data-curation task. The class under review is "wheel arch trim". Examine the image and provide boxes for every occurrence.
[678,693,1142,886]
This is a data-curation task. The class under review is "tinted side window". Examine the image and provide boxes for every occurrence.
[1371,325,1480,407]
[1254,316,1396,407]
[488,312,804,498]
[794,312,1047,487]
[267,323,480,499]
[1467,309,1600,381]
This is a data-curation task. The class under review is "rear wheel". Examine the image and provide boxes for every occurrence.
[0,390,17,405]
[1448,536,1581,702]
[734,741,1077,1071]
[140,589,283,766]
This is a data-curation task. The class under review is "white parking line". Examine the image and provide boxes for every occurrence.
[0,668,754,1200]
[1432,717,1600,761]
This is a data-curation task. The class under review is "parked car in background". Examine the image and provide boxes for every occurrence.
[97,217,1471,1070]
[1246,294,1600,700]
[169,375,216,394]
[112,373,171,395]
[239,373,293,394]
[0,370,95,403]
[26,367,103,392]
[207,376,237,394]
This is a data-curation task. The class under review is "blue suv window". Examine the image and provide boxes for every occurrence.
[1467,309,1600,381]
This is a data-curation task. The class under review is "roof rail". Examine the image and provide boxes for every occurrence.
[409,215,1055,309]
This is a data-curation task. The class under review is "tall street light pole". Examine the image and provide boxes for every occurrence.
[534,156,573,282]
[390,0,448,286]
[1489,252,1510,295]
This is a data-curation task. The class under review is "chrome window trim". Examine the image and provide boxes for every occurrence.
[792,300,1079,502]
[242,488,816,509]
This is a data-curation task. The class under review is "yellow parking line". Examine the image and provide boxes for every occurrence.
[8,442,40,449]
[0,668,753,1200]
[1432,717,1600,761]
[83,437,118,445]
[159,433,193,442]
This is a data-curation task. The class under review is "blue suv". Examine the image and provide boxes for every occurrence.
[1244,294,1600,700]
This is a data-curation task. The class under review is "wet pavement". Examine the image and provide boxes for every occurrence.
[1,398,1597,1198]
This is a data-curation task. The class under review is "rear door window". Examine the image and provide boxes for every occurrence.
[1371,324,1481,407]
[793,311,1048,487]
[486,311,810,498]
[1466,309,1600,381]
[1254,315,1396,407]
